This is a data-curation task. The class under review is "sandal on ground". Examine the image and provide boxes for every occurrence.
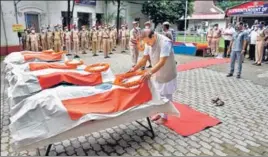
[215,100,225,106]
[212,97,220,104]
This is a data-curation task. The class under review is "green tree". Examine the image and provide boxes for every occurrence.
[141,0,194,29]
[215,0,249,11]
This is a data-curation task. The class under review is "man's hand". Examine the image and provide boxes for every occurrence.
[241,50,245,54]
[141,70,152,81]
[127,67,136,73]
[227,48,231,54]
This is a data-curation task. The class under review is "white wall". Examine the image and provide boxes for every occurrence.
[188,19,226,31]
[0,1,104,47]
[1,1,21,46]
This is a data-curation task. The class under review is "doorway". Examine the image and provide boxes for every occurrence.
[96,13,103,27]
[77,12,91,30]
[25,13,40,32]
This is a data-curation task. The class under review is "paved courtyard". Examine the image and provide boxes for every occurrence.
[1,51,268,156]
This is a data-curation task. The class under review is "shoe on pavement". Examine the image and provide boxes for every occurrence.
[104,56,110,59]
[93,54,98,56]
[236,75,241,79]
[226,73,233,77]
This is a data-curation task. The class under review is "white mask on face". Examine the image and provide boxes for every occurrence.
[31,30,35,33]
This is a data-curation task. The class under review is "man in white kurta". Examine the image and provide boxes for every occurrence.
[129,29,177,124]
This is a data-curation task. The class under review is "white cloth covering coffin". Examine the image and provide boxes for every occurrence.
[7,65,115,106]
[9,81,180,152]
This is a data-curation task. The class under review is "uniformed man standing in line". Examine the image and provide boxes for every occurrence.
[102,26,111,58]
[211,24,221,57]
[46,27,53,50]
[125,24,130,50]
[72,25,80,56]
[112,26,117,51]
[88,27,92,51]
[21,29,28,50]
[97,26,103,53]
[53,26,62,52]
[91,26,98,57]
[64,26,72,53]
[109,26,114,55]
[39,28,47,50]
[206,25,213,55]
[129,21,140,67]
[254,21,266,66]
[25,29,31,50]
[121,25,127,53]
[29,28,39,51]
[80,25,88,54]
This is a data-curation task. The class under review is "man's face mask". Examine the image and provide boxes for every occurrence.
[259,24,263,29]
[65,29,68,32]
[31,30,35,33]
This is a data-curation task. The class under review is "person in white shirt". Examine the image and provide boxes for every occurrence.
[128,28,177,124]
[249,26,258,60]
[223,23,235,57]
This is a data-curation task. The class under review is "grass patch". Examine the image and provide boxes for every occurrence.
[0,56,5,61]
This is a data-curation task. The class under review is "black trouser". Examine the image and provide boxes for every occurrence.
[263,45,268,61]
[224,40,231,57]
[249,44,255,60]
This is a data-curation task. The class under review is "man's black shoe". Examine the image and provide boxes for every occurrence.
[236,75,241,79]
[74,55,80,58]
[93,54,98,56]
[104,56,110,59]
[226,73,233,77]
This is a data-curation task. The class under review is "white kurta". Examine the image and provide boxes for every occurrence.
[144,40,177,97]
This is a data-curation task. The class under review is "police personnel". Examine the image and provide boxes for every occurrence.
[102,26,111,58]
[72,25,80,56]
[29,28,39,51]
[91,26,98,56]
[80,25,88,54]
[40,28,47,50]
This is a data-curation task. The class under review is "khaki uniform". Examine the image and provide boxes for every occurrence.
[121,29,127,52]
[129,28,139,66]
[64,31,72,53]
[109,30,114,53]
[207,29,213,48]
[53,31,61,52]
[40,33,47,50]
[47,32,53,49]
[126,28,130,50]
[72,29,79,54]
[97,29,103,52]
[211,29,221,55]
[91,30,98,55]
[80,30,88,53]
[255,28,265,64]
[113,29,117,49]
[102,29,110,57]
[29,33,39,51]
[26,34,31,50]
[88,29,92,50]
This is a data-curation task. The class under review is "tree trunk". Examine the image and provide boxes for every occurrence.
[116,0,121,43]
[67,0,70,30]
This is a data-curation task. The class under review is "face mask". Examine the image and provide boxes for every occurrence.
[42,30,45,33]
[259,25,263,29]
[31,30,35,33]
[65,29,68,32]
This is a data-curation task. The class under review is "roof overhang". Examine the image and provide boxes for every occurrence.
[188,14,225,20]
[226,1,268,17]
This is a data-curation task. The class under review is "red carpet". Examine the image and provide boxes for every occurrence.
[164,102,221,137]
[177,58,230,72]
